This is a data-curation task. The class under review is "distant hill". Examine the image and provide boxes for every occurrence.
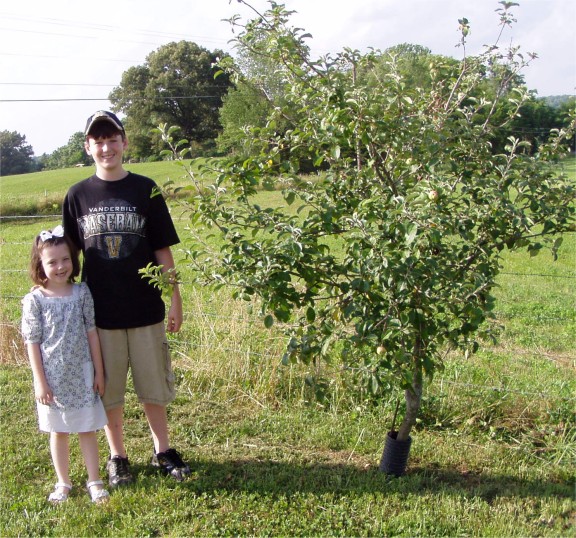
[541,95,575,107]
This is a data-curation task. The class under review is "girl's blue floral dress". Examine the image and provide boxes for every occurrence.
[22,282,107,433]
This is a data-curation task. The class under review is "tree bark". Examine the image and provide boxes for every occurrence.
[396,363,423,441]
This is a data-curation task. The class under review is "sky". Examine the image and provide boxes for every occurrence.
[1,0,574,156]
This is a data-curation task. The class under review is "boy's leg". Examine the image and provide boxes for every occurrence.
[104,406,127,457]
[128,324,190,480]
[103,406,133,487]
[143,398,191,483]
[97,327,129,458]
[128,323,175,407]
[97,327,130,413]
[143,402,169,454]
[97,328,132,487]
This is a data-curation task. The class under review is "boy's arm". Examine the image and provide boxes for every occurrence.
[155,246,183,333]
[26,343,53,405]
[62,193,82,250]
[87,328,105,396]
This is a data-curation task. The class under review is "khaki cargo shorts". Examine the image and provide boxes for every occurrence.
[97,322,176,409]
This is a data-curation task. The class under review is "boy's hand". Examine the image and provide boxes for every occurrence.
[166,294,183,333]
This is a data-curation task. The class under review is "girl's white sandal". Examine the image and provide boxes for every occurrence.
[86,480,110,504]
[48,482,72,503]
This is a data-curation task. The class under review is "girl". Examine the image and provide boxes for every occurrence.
[21,225,109,504]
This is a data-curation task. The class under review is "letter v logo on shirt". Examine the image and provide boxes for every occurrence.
[105,236,123,258]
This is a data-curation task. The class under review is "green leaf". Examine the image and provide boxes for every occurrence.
[370,375,379,395]
[306,306,316,323]
[405,224,418,245]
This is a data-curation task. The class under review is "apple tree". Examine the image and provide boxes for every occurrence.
[158,1,575,445]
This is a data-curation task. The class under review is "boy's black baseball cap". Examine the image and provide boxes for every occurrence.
[84,110,125,135]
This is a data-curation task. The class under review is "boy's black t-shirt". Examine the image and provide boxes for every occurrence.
[62,172,180,330]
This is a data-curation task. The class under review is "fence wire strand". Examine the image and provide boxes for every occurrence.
[2,214,574,408]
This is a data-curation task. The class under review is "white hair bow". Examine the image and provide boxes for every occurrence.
[39,225,64,242]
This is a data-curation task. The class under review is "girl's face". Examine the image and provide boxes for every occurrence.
[40,243,73,286]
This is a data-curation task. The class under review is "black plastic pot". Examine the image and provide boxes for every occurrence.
[379,430,412,477]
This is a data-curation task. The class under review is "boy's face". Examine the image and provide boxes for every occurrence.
[85,133,127,172]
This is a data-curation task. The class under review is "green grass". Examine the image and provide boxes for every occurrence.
[0,163,574,536]
[1,362,574,536]
[0,159,206,216]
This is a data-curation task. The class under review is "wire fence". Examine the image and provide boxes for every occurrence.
[2,214,574,406]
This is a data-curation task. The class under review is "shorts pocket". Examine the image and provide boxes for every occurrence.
[163,341,175,393]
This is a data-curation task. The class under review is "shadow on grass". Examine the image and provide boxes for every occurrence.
[128,457,573,503]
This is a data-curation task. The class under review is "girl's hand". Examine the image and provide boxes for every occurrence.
[35,382,54,406]
[93,372,105,396]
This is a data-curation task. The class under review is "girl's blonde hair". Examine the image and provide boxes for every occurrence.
[29,231,80,286]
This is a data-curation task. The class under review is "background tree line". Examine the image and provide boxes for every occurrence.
[1,39,574,176]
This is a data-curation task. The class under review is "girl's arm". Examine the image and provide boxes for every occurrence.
[87,328,105,396]
[26,342,53,405]
[155,246,183,333]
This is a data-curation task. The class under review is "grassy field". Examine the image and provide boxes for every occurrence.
[0,160,204,216]
[0,161,574,536]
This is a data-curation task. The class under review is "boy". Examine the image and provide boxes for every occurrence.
[62,110,190,486]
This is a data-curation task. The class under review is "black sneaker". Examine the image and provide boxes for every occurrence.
[106,455,133,488]
[151,448,191,481]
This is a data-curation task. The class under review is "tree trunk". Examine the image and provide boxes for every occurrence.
[396,363,423,441]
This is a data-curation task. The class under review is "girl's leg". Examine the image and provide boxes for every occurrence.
[50,432,71,495]
[79,431,109,502]
[78,431,101,483]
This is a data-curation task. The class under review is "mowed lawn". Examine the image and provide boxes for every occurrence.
[0,160,574,536]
